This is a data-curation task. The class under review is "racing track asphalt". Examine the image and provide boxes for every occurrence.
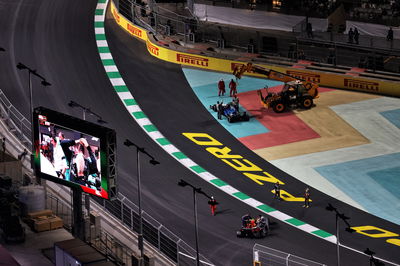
[0,0,398,265]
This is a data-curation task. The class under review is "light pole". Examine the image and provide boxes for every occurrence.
[67,100,107,240]
[124,139,159,263]
[326,203,355,266]
[178,179,211,266]
[16,62,51,161]
[68,100,107,124]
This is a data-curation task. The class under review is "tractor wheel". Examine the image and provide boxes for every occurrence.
[272,101,286,113]
[301,96,313,109]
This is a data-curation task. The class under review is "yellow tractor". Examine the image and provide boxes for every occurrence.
[233,63,319,113]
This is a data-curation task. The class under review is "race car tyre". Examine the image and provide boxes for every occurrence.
[301,96,313,109]
[210,105,217,112]
[236,231,243,238]
[272,101,286,113]
[228,116,232,123]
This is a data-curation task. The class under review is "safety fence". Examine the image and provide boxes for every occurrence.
[253,244,327,266]
[116,0,400,74]
[0,87,214,265]
[0,90,31,148]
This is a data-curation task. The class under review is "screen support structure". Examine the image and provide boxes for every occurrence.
[72,187,84,240]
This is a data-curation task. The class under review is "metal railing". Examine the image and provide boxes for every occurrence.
[0,86,214,265]
[92,193,213,265]
[0,90,31,148]
[253,244,327,266]
[46,191,132,265]
[116,0,400,74]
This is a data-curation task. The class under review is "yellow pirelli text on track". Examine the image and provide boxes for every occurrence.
[181,133,301,195]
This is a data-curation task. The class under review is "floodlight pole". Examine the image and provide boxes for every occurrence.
[136,146,144,260]
[193,186,200,266]
[16,62,51,168]
[28,70,34,154]
[326,204,354,266]
[178,179,212,266]
[336,213,340,266]
[124,139,159,264]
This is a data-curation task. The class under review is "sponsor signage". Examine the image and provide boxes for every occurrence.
[177,54,209,67]
[287,70,321,83]
[147,42,159,56]
[127,24,142,38]
[344,78,379,92]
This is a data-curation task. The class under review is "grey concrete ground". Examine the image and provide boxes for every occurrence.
[1,224,73,266]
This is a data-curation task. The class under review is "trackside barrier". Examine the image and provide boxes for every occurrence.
[0,87,213,265]
[110,1,400,97]
[253,244,327,266]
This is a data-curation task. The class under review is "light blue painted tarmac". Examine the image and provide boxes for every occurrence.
[182,68,282,138]
[315,153,400,225]
[381,109,400,129]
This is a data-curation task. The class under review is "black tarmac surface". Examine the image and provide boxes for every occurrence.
[0,0,399,265]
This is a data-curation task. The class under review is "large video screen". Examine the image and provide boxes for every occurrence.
[33,107,116,200]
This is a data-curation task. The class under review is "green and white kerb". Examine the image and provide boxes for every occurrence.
[94,0,336,244]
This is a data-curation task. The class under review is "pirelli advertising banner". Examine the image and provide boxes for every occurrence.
[110,1,147,42]
[111,1,400,97]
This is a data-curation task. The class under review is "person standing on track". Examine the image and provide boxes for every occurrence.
[208,196,218,216]
[229,79,237,97]
[303,187,311,208]
[232,96,239,111]
[274,182,281,200]
[217,101,223,120]
[218,79,225,96]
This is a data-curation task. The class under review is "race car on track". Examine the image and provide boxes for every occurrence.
[210,101,249,123]
[237,214,269,238]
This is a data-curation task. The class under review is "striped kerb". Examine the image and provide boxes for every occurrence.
[257,204,276,213]
[143,124,157,132]
[312,229,333,238]
[114,85,129,92]
[233,191,250,200]
[124,99,137,106]
[286,218,306,226]
[94,0,336,245]
[172,152,188,159]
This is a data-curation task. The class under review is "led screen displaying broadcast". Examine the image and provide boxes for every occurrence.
[33,107,116,200]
